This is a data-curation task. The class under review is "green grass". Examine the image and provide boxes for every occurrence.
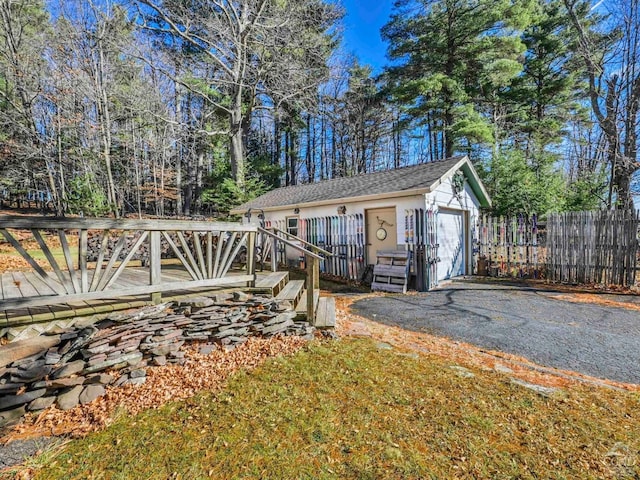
[24,339,640,479]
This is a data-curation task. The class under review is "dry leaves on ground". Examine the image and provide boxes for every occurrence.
[2,336,308,443]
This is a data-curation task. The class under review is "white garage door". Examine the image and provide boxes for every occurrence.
[437,209,465,282]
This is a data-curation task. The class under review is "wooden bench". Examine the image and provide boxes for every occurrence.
[371,250,411,293]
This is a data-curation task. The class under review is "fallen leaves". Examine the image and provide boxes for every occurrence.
[2,336,308,443]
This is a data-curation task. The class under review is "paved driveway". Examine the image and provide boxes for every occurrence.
[351,281,640,384]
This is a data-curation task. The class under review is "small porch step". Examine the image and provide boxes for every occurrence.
[314,297,336,328]
[294,289,320,319]
[255,271,290,296]
[275,279,305,306]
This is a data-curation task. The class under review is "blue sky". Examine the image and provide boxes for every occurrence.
[340,0,393,73]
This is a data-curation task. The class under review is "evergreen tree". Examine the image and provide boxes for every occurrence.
[382,0,536,158]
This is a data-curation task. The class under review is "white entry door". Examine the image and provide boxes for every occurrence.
[437,209,465,282]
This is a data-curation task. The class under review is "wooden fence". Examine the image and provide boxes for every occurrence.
[477,214,544,279]
[546,210,639,286]
[266,214,366,281]
[477,211,640,286]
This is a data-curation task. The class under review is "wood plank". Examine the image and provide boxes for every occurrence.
[295,289,320,314]
[315,297,336,328]
[275,280,305,303]
[10,272,39,298]
[1,273,23,299]
[0,215,258,232]
[0,274,256,310]
[255,271,289,289]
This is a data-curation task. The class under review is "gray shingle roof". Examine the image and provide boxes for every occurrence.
[233,156,467,212]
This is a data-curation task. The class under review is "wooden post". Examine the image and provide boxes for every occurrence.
[271,234,278,272]
[79,229,88,293]
[246,231,256,287]
[306,254,316,325]
[149,230,162,304]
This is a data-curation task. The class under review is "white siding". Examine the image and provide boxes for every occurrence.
[254,194,426,247]
[426,174,481,279]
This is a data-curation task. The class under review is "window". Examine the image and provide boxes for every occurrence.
[287,216,299,237]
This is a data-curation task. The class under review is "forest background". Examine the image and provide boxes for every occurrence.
[0,0,638,219]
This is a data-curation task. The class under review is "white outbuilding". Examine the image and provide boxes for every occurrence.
[231,155,491,290]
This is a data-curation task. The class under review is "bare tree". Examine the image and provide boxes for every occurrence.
[564,0,640,208]
[135,0,340,189]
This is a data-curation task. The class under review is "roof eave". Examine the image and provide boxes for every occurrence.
[230,187,432,215]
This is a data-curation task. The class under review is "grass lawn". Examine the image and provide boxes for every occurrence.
[24,338,640,480]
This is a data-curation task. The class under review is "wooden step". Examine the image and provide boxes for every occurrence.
[314,297,336,329]
[275,279,305,306]
[255,271,289,295]
[295,289,320,319]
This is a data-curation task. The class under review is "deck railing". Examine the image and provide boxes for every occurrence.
[0,216,258,309]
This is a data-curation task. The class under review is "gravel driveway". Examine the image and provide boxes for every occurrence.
[351,281,640,384]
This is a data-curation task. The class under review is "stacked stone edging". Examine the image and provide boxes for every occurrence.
[0,292,314,429]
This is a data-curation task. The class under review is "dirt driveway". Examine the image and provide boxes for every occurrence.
[351,281,640,385]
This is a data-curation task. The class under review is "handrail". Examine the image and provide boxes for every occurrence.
[268,227,333,257]
[0,215,256,232]
[257,226,320,325]
[257,227,323,260]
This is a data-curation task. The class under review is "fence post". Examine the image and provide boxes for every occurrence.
[149,230,161,304]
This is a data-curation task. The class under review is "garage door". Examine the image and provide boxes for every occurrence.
[437,209,465,282]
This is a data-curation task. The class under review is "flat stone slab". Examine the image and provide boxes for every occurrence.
[57,385,84,411]
[79,385,106,405]
[0,335,60,368]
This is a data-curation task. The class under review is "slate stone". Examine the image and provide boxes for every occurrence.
[45,351,62,365]
[261,319,294,335]
[151,330,183,343]
[28,396,56,411]
[52,360,86,379]
[228,336,248,344]
[83,352,142,374]
[0,335,60,368]
[113,375,129,387]
[263,312,296,327]
[87,354,108,366]
[60,331,80,340]
[511,379,561,398]
[0,383,23,394]
[57,385,84,411]
[129,369,146,379]
[79,385,106,405]
[0,389,46,410]
[0,406,26,429]
[13,364,53,383]
[450,365,475,378]
[233,292,250,302]
[152,356,167,366]
[11,354,46,369]
[179,297,214,309]
[48,377,86,389]
[84,373,114,385]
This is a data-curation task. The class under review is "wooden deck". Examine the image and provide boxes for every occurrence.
[0,267,290,328]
